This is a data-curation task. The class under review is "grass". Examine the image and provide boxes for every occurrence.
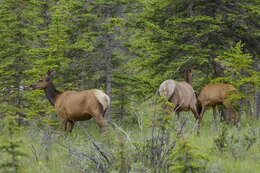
[191,114,260,173]
[1,104,260,173]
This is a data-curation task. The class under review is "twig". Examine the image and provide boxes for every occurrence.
[160,141,177,168]
[151,89,159,164]
[109,122,134,148]
[186,119,199,138]
[158,118,188,169]
[169,56,192,79]
[177,118,188,137]
[58,142,100,168]
[152,89,159,140]
[30,144,39,163]
[83,131,110,164]
[134,110,143,137]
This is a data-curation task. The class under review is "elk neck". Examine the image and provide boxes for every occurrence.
[44,82,61,106]
[184,69,192,86]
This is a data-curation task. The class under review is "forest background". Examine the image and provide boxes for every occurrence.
[0,0,260,172]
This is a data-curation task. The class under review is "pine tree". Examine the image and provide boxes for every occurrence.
[215,41,260,117]
[0,109,26,173]
[0,0,40,123]
[24,0,72,122]
[127,0,260,97]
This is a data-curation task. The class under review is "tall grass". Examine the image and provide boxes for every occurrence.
[0,103,260,173]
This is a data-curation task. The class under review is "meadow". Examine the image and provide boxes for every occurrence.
[1,102,259,173]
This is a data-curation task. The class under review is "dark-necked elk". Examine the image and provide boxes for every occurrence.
[159,69,200,135]
[30,70,110,134]
[197,83,238,131]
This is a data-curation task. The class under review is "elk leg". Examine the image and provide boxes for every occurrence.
[90,107,107,133]
[62,119,68,131]
[197,105,206,136]
[102,109,107,118]
[93,114,106,134]
[223,102,231,124]
[219,108,226,122]
[176,111,180,120]
[191,106,199,120]
[223,102,237,126]
[191,107,200,136]
[68,120,75,133]
[97,121,105,134]
[212,105,217,126]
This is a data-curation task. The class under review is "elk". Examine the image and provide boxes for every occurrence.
[159,69,200,134]
[30,70,110,134]
[197,83,238,130]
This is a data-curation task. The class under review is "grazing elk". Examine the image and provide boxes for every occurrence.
[30,70,110,134]
[197,83,238,131]
[159,69,200,135]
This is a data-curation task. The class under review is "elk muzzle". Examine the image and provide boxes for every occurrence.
[30,83,38,90]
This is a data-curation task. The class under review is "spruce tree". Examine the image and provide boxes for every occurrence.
[0,0,40,123]
[127,0,260,97]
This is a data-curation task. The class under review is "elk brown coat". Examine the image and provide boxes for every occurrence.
[159,79,200,133]
[198,83,238,127]
[31,70,110,134]
[55,89,109,123]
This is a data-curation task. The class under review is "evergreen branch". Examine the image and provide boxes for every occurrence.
[109,121,134,148]
[83,131,111,164]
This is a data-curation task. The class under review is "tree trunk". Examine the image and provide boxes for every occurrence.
[105,33,112,120]
[212,58,227,120]
[246,99,253,118]
[16,68,22,126]
[255,91,260,119]
[43,114,51,162]
[238,99,243,123]
[212,59,225,77]
[254,62,260,119]
[16,16,23,126]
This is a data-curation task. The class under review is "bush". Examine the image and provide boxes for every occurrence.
[168,138,208,173]
[213,124,259,159]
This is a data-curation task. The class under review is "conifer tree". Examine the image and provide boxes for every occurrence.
[127,0,260,97]
[169,139,208,173]
[24,0,72,121]
[0,0,40,123]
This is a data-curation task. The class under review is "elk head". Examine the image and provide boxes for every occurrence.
[30,70,56,90]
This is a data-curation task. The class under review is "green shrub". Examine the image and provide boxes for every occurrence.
[0,116,26,173]
[168,138,208,173]
[213,124,259,160]
[213,125,228,152]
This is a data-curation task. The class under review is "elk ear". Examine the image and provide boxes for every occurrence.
[47,69,52,75]
[46,70,56,81]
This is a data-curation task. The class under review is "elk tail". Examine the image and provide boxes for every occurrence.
[159,80,176,100]
[94,89,111,113]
